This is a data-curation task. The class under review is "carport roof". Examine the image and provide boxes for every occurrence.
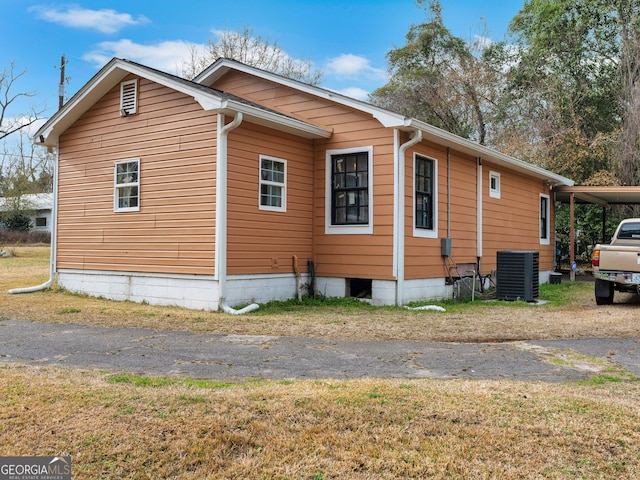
[554,185,640,206]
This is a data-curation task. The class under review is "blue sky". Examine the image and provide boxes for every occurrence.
[2,0,524,125]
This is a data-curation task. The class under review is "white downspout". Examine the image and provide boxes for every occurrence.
[477,157,483,259]
[216,112,258,314]
[395,128,423,306]
[9,146,59,294]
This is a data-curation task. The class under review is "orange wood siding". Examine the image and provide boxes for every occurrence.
[482,165,555,272]
[226,122,315,275]
[213,71,397,280]
[404,143,479,280]
[56,76,219,275]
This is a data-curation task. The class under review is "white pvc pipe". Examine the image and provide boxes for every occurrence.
[221,303,260,315]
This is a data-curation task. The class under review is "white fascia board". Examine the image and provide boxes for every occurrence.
[406,118,574,187]
[221,100,332,139]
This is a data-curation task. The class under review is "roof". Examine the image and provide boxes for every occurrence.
[555,186,640,205]
[0,193,53,211]
[34,58,331,146]
[35,56,573,188]
[197,58,574,187]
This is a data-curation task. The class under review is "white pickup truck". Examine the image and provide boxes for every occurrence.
[591,218,640,305]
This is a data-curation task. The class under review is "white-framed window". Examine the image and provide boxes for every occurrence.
[120,79,138,116]
[259,155,286,212]
[489,171,501,199]
[114,159,140,212]
[413,153,438,238]
[325,146,373,235]
[540,193,550,245]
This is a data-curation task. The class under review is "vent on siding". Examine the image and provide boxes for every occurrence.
[496,251,539,302]
[120,79,138,116]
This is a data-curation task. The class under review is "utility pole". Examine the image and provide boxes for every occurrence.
[58,54,67,110]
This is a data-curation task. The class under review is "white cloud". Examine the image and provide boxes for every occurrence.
[334,87,370,101]
[326,54,386,81]
[30,5,149,34]
[82,39,205,73]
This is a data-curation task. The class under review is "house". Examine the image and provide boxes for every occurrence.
[0,193,53,233]
[32,57,573,310]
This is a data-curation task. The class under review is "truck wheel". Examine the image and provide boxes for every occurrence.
[594,279,614,305]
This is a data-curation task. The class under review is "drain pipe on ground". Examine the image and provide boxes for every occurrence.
[216,111,259,315]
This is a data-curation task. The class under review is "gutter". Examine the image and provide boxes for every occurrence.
[394,128,423,306]
[8,145,59,294]
[216,112,258,314]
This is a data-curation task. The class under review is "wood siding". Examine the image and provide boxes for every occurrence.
[56,76,219,275]
[404,143,479,280]
[482,164,555,272]
[226,122,315,275]
[214,71,397,280]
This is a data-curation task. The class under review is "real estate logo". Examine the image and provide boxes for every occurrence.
[0,456,71,480]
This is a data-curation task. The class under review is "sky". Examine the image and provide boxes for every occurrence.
[1,0,525,127]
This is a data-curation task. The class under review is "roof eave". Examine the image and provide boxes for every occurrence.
[35,58,331,146]
[404,119,574,187]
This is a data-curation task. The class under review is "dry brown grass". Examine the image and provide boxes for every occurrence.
[2,247,640,478]
[2,246,640,342]
[1,365,639,479]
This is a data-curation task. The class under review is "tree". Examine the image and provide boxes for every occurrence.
[179,26,323,85]
[370,0,500,145]
[1,62,43,142]
[1,129,53,197]
[507,0,639,186]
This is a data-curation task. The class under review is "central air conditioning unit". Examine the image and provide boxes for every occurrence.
[496,250,539,302]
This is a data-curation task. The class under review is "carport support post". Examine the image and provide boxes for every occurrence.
[570,192,576,282]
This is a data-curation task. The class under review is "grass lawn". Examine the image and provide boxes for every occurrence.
[1,246,639,478]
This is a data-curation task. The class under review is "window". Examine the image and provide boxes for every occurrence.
[120,79,138,116]
[115,159,140,212]
[326,147,373,234]
[259,156,286,212]
[540,194,550,244]
[414,154,438,238]
[35,217,47,228]
[489,171,501,198]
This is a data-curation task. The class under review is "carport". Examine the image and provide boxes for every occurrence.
[554,186,640,280]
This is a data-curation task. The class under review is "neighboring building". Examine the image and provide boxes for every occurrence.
[0,193,53,233]
[33,58,573,310]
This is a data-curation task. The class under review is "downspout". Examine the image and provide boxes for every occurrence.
[9,146,59,294]
[395,128,423,306]
[476,157,483,268]
[216,112,258,315]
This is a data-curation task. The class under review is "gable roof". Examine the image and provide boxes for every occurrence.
[34,58,331,146]
[196,58,574,187]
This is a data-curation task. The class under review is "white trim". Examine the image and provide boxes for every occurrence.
[540,193,551,245]
[413,153,438,239]
[325,146,373,235]
[258,155,287,212]
[114,158,140,212]
[489,171,501,199]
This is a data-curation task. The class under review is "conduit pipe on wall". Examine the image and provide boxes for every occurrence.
[216,112,255,313]
[9,146,59,295]
[395,129,423,306]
